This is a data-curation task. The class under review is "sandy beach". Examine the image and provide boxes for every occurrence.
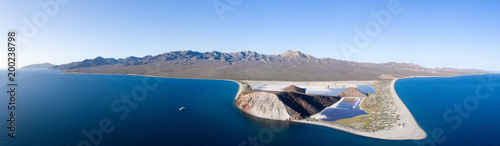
[373,79,427,139]
[298,79,426,140]
[232,80,244,101]
[233,79,427,140]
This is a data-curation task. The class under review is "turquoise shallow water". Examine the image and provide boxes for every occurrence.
[0,69,499,145]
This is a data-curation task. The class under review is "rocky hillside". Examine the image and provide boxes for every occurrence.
[337,87,368,97]
[50,50,490,81]
[282,85,306,93]
[234,85,372,120]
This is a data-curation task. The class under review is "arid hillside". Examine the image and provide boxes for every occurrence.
[49,50,489,81]
[235,85,372,120]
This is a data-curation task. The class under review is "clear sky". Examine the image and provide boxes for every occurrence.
[1,0,499,71]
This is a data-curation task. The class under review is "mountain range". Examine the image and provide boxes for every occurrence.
[48,50,489,81]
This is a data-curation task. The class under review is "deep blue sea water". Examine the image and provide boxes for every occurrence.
[0,69,499,145]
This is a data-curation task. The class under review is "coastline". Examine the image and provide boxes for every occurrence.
[229,80,244,100]
[294,79,426,140]
[64,71,246,100]
[62,71,244,83]
[62,71,426,140]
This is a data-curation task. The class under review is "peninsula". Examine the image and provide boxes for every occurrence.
[233,79,426,140]
[44,50,488,140]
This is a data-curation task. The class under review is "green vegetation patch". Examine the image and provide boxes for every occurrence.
[331,80,400,132]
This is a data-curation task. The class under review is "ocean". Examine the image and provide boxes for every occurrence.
[0,69,499,145]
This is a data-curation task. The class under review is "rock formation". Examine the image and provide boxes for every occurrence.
[235,91,292,120]
[235,85,342,120]
[235,85,380,121]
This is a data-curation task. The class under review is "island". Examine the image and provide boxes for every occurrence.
[234,80,426,140]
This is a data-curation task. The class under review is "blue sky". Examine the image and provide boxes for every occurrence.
[1,0,499,71]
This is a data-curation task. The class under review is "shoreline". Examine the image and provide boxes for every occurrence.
[62,71,426,140]
[230,80,244,100]
[64,71,246,100]
[62,71,241,82]
[294,79,426,140]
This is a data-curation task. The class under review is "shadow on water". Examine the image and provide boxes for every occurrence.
[237,109,291,129]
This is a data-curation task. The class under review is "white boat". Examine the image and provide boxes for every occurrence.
[179,107,186,111]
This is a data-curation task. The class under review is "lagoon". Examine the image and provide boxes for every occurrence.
[314,97,368,121]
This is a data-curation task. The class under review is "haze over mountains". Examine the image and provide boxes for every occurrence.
[22,63,54,69]
[49,50,489,81]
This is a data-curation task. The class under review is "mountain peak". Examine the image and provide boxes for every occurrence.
[50,50,490,80]
[281,50,302,56]
[283,85,306,93]
[238,50,257,55]
[279,50,316,60]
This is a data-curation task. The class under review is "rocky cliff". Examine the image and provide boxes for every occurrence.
[235,91,292,120]
[235,85,376,121]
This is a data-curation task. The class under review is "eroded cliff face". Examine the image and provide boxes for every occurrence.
[235,85,342,121]
[234,92,292,120]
